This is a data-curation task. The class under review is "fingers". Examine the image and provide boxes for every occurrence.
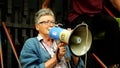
[57,42,66,54]
[57,48,66,62]
[56,42,66,60]
[58,45,66,56]
[57,42,66,47]
[67,28,72,30]
[59,46,66,54]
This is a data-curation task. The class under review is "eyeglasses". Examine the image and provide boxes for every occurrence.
[39,20,56,25]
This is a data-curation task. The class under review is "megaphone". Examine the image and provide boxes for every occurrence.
[49,23,92,56]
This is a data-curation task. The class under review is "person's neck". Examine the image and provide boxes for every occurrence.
[44,38,53,47]
[40,34,53,46]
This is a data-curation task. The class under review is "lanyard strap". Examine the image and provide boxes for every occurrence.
[40,40,55,58]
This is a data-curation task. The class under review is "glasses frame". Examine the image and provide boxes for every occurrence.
[38,21,56,25]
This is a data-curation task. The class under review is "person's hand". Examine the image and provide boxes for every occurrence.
[67,28,71,30]
[56,42,66,62]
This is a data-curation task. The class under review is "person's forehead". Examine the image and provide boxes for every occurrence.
[39,15,54,21]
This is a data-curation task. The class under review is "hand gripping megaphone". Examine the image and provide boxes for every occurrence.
[49,23,92,56]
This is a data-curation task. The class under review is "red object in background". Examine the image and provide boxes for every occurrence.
[92,53,107,68]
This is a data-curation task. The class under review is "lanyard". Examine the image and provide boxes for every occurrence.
[40,40,71,68]
[40,40,56,58]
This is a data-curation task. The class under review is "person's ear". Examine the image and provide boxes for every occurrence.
[35,24,39,31]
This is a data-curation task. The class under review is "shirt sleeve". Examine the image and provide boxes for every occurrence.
[65,46,84,68]
[19,38,45,68]
[77,58,84,68]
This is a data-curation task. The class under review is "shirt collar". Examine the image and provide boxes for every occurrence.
[37,34,43,41]
[37,34,54,42]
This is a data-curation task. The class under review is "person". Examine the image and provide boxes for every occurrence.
[42,0,51,8]
[41,0,120,67]
[110,0,120,13]
[19,8,84,68]
[103,0,120,18]
[66,0,120,68]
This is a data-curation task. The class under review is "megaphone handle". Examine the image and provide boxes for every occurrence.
[56,48,60,63]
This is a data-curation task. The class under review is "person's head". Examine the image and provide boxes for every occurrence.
[34,8,56,35]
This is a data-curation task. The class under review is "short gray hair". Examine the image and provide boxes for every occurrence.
[34,8,55,24]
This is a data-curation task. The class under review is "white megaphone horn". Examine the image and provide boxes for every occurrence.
[49,22,92,56]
